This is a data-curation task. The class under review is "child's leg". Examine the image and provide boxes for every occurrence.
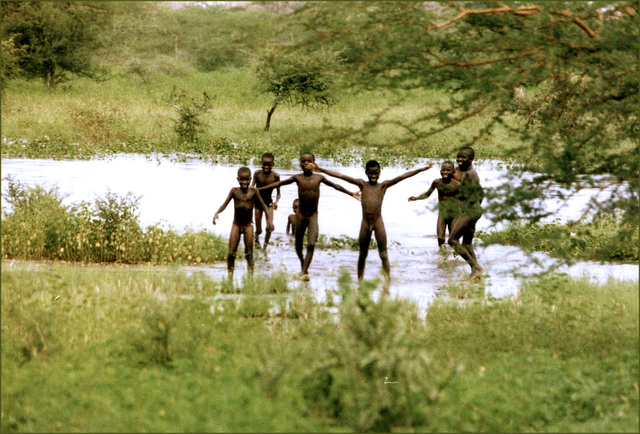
[357,221,373,280]
[436,214,446,248]
[243,225,255,274]
[263,206,273,247]
[254,208,263,245]
[462,219,479,262]
[295,215,310,268]
[301,213,319,276]
[448,215,481,273]
[227,224,241,278]
[372,218,390,280]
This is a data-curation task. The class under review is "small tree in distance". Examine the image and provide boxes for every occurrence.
[254,50,339,132]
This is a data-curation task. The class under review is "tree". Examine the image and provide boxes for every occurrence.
[254,50,340,131]
[0,35,28,93]
[1,2,113,88]
[276,1,638,236]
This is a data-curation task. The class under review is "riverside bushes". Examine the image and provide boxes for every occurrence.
[1,177,226,264]
[1,263,637,432]
[478,218,639,262]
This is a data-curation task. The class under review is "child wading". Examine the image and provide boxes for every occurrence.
[212,166,274,280]
[259,152,359,280]
[286,198,299,236]
[448,147,484,279]
[408,160,460,252]
[313,160,433,281]
[251,152,281,249]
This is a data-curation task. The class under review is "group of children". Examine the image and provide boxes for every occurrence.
[212,147,484,281]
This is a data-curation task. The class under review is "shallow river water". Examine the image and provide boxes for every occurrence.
[2,154,637,305]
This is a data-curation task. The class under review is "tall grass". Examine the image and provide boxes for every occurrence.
[2,261,637,432]
[1,69,523,166]
[1,177,226,264]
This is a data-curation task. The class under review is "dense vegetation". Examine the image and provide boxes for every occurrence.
[1,177,227,265]
[2,1,637,245]
[1,4,637,432]
[2,263,637,432]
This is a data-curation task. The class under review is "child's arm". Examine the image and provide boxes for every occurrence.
[286,217,291,234]
[385,162,434,188]
[273,174,282,210]
[251,170,259,187]
[311,163,363,187]
[213,189,234,225]
[252,187,275,231]
[320,176,361,200]
[258,176,295,191]
[408,180,437,201]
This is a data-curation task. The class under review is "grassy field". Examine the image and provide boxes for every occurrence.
[1,68,524,166]
[1,260,637,432]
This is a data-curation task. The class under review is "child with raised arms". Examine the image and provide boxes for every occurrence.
[408,160,460,252]
[213,166,274,280]
[312,159,434,281]
[259,152,360,280]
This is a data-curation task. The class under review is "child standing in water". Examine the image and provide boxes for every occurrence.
[259,152,360,280]
[251,152,281,249]
[213,166,274,280]
[286,198,300,236]
[313,160,433,281]
[408,160,460,252]
[448,146,484,279]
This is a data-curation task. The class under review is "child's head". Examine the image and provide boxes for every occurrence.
[237,166,252,187]
[300,152,315,171]
[261,152,275,173]
[292,198,300,211]
[440,160,455,179]
[365,160,381,183]
[456,147,475,170]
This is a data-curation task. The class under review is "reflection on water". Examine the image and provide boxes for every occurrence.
[2,154,637,305]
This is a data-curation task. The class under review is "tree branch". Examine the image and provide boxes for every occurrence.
[426,4,540,32]
[426,4,602,39]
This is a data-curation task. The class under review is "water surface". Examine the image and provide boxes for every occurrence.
[2,154,636,304]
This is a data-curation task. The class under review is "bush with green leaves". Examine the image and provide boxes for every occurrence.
[165,86,214,143]
[1,177,226,264]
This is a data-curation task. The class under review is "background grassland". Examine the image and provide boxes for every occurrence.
[1,69,522,166]
[2,262,637,433]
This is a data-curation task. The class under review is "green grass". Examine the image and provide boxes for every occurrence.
[2,262,637,432]
[478,217,639,262]
[1,69,524,166]
[1,177,227,265]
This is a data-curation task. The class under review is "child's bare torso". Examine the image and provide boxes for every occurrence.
[360,182,388,223]
[294,173,324,217]
[231,187,258,226]
[254,170,279,205]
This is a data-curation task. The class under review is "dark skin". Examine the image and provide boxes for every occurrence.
[213,171,273,279]
[448,149,484,279]
[251,156,281,249]
[286,200,299,236]
[313,161,434,281]
[408,162,461,249]
[259,153,359,279]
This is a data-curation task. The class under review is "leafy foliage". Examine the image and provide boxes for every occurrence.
[254,50,340,130]
[166,86,214,143]
[1,2,113,88]
[1,177,226,264]
[279,1,638,236]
